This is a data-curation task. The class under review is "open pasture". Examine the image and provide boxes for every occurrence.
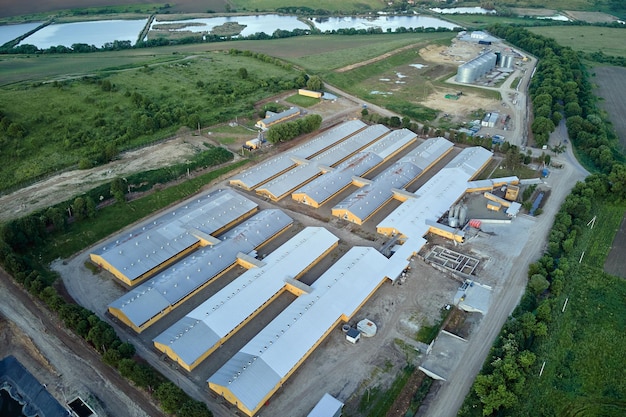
[0,52,299,191]
[592,66,626,152]
[529,26,626,58]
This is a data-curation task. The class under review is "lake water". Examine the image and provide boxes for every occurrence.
[12,14,461,49]
[310,15,458,32]
[430,7,496,15]
[18,19,148,48]
[0,22,42,46]
[150,14,309,37]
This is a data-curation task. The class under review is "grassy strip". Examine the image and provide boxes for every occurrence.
[42,160,248,261]
[285,94,320,107]
[357,365,415,417]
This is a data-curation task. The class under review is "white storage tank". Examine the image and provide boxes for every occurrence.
[357,319,377,337]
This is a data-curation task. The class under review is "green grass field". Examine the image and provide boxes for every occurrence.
[285,94,319,107]
[0,52,299,191]
[503,202,626,417]
[529,26,626,58]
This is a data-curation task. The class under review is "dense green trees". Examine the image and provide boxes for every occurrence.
[266,114,322,143]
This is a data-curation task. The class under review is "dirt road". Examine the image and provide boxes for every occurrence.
[0,267,167,417]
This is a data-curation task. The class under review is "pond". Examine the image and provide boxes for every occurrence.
[150,14,309,38]
[18,19,148,48]
[430,7,496,15]
[310,15,458,32]
[0,22,42,46]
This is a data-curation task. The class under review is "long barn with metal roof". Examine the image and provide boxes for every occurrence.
[108,209,293,333]
[331,137,454,225]
[153,227,339,371]
[229,120,367,190]
[256,124,390,201]
[207,245,398,417]
[377,146,493,271]
[90,188,258,286]
[292,128,417,207]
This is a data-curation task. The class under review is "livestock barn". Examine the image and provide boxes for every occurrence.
[90,189,257,286]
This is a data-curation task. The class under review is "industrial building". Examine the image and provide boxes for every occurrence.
[331,137,454,225]
[255,107,301,130]
[108,209,293,333]
[90,189,258,287]
[153,227,339,371]
[292,128,417,207]
[230,120,367,191]
[256,124,390,201]
[376,146,493,264]
[455,52,497,84]
[207,245,403,417]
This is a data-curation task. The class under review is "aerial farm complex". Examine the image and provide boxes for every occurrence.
[88,115,527,416]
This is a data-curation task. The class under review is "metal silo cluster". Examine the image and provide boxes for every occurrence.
[455,52,497,84]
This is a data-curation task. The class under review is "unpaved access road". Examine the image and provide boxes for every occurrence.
[0,267,167,417]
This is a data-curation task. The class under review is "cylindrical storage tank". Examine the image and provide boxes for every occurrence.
[357,319,377,337]
[341,324,351,333]
[449,217,458,228]
[459,205,468,225]
[453,204,461,219]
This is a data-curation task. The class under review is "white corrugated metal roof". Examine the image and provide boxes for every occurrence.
[257,125,388,200]
[208,246,390,414]
[377,146,492,256]
[333,137,453,222]
[230,120,366,190]
[293,128,417,205]
[108,210,292,329]
[294,153,383,205]
[259,107,300,126]
[153,227,339,367]
[307,393,344,417]
[92,189,257,282]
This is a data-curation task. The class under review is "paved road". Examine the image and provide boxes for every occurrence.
[0,267,166,417]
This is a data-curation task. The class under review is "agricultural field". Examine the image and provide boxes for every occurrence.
[592,66,626,151]
[528,26,626,58]
[230,0,384,12]
[0,52,302,192]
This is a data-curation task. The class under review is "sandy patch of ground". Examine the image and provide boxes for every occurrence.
[0,131,220,222]
[419,40,484,65]
[421,92,497,122]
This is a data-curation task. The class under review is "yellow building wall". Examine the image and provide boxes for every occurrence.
[465,185,493,193]
[298,89,322,98]
[487,202,501,211]
[331,208,364,225]
[428,226,465,243]
[91,241,202,287]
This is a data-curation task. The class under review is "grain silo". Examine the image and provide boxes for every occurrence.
[456,52,497,84]
[501,53,515,69]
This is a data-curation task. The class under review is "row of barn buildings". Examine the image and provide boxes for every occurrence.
[90,120,521,416]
